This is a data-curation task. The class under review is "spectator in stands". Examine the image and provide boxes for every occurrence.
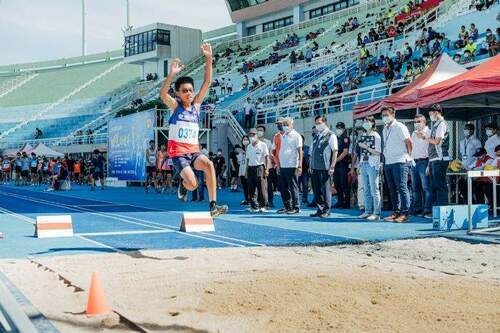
[289,50,297,69]
[403,42,413,61]
[246,128,270,212]
[241,75,249,90]
[220,78,226,95]
[309,85,320,99]
[486,28,498,56]
[243,97,255,129]
[357,33,363,46]
[310,116,338,218]
[305,47,313,64]
[453,53,462,63]
[251,77,259,90]
[462,50,474,64]
[359,43,370,67]
[226,78,233,95]
[382,107,412,223]
[320,84,329,97]
[465,36,477,54]
[34,128,43,140]
[469,23,479,40]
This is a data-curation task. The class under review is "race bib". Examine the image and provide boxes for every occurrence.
[148,155,157,164]
[169,121,199,144]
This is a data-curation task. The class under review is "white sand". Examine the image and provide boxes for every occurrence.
[0,238,499,332]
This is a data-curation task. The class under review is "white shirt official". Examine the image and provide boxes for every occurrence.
[459,135,481,167]
[247,141,269,167]
[411,127,430,159]
[279,129,303,168]
[383,120,411,164]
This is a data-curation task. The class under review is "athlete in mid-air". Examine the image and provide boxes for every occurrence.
[159,43,227,217]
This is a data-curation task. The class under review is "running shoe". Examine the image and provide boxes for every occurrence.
[177,182,187,201]
[211,204,229,217]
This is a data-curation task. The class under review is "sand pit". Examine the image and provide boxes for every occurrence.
[0,238,499,332]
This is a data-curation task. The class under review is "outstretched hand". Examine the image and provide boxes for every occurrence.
[201,43,212,57]
[170,58,185,75]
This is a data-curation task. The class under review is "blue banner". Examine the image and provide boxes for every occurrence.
[108,110,156,181]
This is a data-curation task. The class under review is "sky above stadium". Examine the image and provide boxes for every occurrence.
[0,0,232,66]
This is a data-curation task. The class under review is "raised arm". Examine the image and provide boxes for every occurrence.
[193,43,213,106]
[159,58,184,111]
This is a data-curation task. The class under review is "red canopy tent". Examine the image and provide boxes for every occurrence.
[354,54,500,120]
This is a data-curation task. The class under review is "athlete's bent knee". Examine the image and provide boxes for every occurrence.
[184,179,198,191]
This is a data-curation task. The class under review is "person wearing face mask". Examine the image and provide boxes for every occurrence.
[145,140,159,193]
[257,125,275,208]
[300,134,311,205]
[333,122,351,209]
[229,145,240,192]
[272,118,285,208]
[246,129,270,212]
[410,114,432,218]
[307,126,319,208]
[417,103,450,207]
[484,123,500,159]
[459,123,481,170]
[238,136,251,206]
[310,116,338,218]
[277,118,303,214]
[356,116,382,221]
[213,149,225,190]
[349,121,366,211]
[381,107,413,223]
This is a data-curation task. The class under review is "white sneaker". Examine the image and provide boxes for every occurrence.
[246,207,260,213]
[259,207,268,213]
[358,213,370,219]
[366,214,380,221]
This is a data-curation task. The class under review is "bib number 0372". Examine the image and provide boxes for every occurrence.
[178,127,197,139]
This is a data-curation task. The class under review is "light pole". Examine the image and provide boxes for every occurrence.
[82,0,86,57]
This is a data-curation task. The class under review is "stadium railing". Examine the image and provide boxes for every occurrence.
[0,62,124,141]
[0,73,39,100]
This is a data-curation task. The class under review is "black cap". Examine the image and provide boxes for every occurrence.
[336,122,346,129]
[495,144,500,152]
[473,147,487,157]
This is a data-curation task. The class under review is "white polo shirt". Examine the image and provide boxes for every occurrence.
[243,102,254,115]
[246,141,269,167]
[279,129,303,168]
[382,120,411,165]
[459,135,481,166]
[485,134,500,159]
[411,126,430,159]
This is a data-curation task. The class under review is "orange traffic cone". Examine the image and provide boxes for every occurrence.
[86,272,112,316]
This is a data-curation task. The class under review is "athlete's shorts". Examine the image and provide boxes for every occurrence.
[93,171,104,180]
[30,167,37,174]
[146,166,157,176]
[21,170,29,178]
[172,152,202,174]
[15,166,21,173]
